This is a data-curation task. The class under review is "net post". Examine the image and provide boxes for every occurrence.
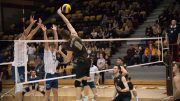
[161,37,164,62]
[158,36,160,61]
[24,42,28,83]
[15,65,18,85]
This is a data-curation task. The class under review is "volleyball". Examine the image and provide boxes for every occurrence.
[62,4,71,13]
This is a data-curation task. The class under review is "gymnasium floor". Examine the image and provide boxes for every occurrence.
[1,85,169,101]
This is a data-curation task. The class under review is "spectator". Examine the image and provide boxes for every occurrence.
[27,43,36,61]
[87,47,92,58]
[105,54,111,69]
[91,29,98,39]
[97,53,106,84]
[165,19,180,61]
[142,43,161,63]
[124,45,136,66]
[36,43,44,60]
[152,23,161,36]
[134,46,144,64]
[91,46,97,59]
[34,56,44,79]
[23,70,45,96]
[145,25,153,37]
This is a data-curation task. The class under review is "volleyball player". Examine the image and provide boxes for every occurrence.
[126,75,138,101]
[169,62,180,101]
[112,65,131,101]
[40,24,59,101]
[57,7,91,101]
[12,15,42,101]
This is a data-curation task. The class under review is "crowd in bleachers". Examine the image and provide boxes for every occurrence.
[124,0,180,66]
[145,0,180,62]
[0,0,163,81]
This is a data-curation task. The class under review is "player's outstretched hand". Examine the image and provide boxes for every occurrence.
[51,24,57,31]
[40,24,47,32]
[37,18,42,26]
[30,15,37,24]
[57,7,62,15]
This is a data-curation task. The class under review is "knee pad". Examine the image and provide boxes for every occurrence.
[74,80,82,87]
[82,80,87,86]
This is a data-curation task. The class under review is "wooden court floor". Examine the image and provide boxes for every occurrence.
[1,85,169,101]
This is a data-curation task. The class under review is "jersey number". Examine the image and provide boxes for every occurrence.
[74,41,83,50]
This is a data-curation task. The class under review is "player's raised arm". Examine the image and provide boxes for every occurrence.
[40,24,49,51]
[57,7,78,37]
[51,24,58,50]
[57,45,72,64]
[19,16,36,40]
[24,16,37,36]
[26,18,42,40]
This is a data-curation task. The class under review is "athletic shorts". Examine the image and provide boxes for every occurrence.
[75,58,91,79]
[82,81,95,89]
[113,94,131,101]
[45,73,58,90]
[88,81,96,89]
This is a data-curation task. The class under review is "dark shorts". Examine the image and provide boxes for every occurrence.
[113,92,131,101]
[82,81,95,89]
[75,58,91,79]
[88,81,96,89]
[12,66,25,82]
[113,94,131,101]
[175,99,180,101]
[45,73,58,90]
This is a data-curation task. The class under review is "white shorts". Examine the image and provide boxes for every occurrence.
[15,84,23,93]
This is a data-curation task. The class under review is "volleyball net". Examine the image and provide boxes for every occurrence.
[0,37,165,85]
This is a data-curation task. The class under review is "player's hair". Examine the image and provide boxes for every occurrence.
[173,61,180,72]
[60,29,71,39]
[113,65,121,73]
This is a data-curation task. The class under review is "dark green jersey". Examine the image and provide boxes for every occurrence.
[65,36,88,60]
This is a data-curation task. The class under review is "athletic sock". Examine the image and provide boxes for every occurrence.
[136,96,139,101]
[92,98,96,101]
[76,100,82,101]
[83,96,88,101]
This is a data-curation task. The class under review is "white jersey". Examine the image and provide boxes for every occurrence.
[44,49,58,74]
[13,41,28,66]
[88,65,99,82]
